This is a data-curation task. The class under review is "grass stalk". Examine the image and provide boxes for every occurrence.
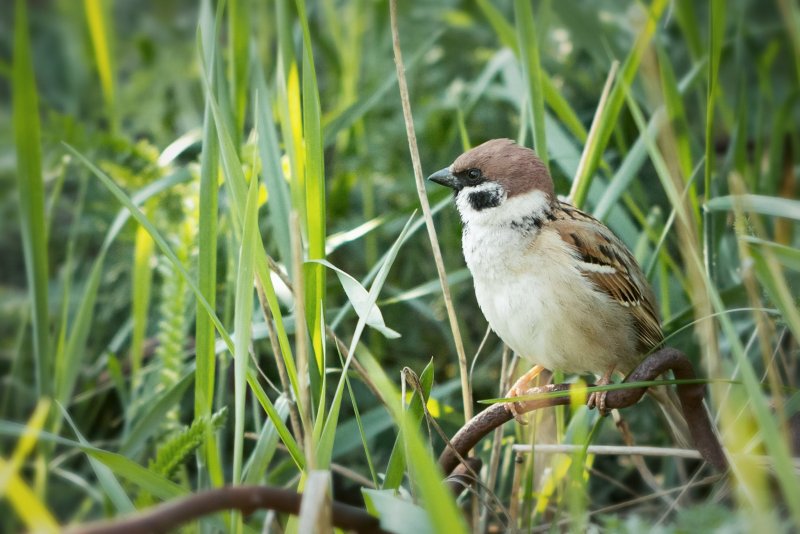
[389,0,473,423]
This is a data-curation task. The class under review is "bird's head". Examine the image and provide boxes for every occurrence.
[427,138,554,225]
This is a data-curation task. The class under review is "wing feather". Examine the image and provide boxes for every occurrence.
[553,201,663,353]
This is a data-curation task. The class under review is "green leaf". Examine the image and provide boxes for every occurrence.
[383,359,434,490]
[514,0,548,170]
[570,0,669,208]
[88,449,187,501]
[195,0,223,488]
[362,489,433,534]
[705,195,800,220]
[311,259,400,339]
[60,406,135,513]
[83,0,117,129]
[243,396,290,484]
[13,0,51,397]
[296,0,327,373]
[64,146,236,356]
[120,371,194,458]
[232,173,260,484]
[741,237,800,272]
[315,214,416,470]
[358,351,466,533]
[247,369,305,471]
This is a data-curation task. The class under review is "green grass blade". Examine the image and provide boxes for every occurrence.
[232,171,260,485]
[88,449,187,501]
[514,0,548,169]
[83,0,117,130]
[253,62,293,267]
[570,0,668,208]
[60,406,135,513]
[382,359,434,490]
[657,45,701,223]
[55,258,103,406]
[13,0,51,398]
[130,224,154,396]
[64,145,236,355]
[247,369,305,470]
[243,396,290,484]
[120,371,194,458]
[315,214,415,470]
[311,260,400,339]
[296,0,327,373]
[741,236,800,272]
[705,194,800,220]
[227,0,249,139]
[358,350,466,533]
[196,0,223,489]
[199,54,302,411]
[708,285,800,524]
[705,0,725,195]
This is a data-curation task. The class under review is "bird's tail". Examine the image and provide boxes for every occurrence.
[646,381,693,449]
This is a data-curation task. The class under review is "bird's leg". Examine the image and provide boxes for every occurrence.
[505,364,545,423]
[587,365,616,416]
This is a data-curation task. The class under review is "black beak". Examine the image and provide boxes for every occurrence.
[427,167,462,190]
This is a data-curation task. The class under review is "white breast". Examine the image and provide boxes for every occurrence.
[462,216,639,375]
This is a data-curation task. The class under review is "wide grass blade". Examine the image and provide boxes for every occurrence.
[514,0,548,169]
[0,458,58,533]
[13,0,51,398]
[0,400,50,495]
[83,0,117,129]
[253,61,293,267]
[196,0,223,489]
[295,0,328,373]
[130,224,154,395]
[243,396,290,484]
[232,172,260,485]
[382,360,434,490]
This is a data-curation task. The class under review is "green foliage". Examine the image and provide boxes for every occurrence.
[2,0,800,532]
[137,408,227,506]
[151,227,194,429]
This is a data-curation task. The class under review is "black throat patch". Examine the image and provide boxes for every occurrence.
[467,189,503,211]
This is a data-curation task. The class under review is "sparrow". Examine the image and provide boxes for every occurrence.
[428,139,690,443]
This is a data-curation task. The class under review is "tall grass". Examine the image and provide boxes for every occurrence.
[2,0,799,532]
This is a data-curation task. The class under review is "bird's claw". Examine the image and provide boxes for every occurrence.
[505,385,529,424]
[587,391,610,416]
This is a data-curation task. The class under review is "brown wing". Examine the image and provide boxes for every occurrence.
[553,201,663,353]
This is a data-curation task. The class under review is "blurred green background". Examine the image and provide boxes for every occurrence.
[2,0,799,532]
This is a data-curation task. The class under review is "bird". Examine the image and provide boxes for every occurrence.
[428,138,690,444]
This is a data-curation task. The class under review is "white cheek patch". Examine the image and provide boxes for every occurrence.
[457,186,550,227]
[455,182,505,224]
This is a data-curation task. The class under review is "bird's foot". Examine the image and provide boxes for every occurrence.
[587,366,616,416]
[505,364,545,424]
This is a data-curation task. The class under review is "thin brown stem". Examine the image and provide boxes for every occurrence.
[66,486,389,534]
[388,0,473,422]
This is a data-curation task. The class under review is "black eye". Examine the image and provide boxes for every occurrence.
[467,168,482,181]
